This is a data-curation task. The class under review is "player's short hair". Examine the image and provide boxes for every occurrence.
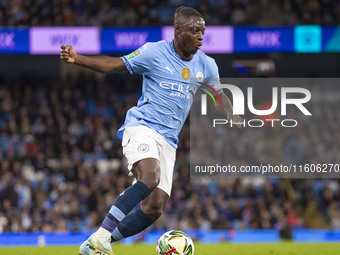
[174,6,202,24]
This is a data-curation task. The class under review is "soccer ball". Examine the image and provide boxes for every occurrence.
[156,230,194,255]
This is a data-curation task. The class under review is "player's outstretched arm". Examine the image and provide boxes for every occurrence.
[219,92,243,127]
[60,45,127,73]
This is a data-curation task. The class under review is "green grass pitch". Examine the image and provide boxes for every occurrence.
[1,242,340,255]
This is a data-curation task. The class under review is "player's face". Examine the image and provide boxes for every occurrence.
[176,17,205,58]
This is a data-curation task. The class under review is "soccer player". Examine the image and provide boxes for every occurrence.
[60,6,241,255]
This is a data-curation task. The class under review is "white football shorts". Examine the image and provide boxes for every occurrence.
[122,125,176,196]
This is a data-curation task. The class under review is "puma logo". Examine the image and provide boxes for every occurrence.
[165,66,175,75]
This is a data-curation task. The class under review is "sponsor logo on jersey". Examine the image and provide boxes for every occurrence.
[159,81,191,99]
[159,81,190,92]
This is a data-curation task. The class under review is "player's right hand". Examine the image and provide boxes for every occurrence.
[60,45,77,63]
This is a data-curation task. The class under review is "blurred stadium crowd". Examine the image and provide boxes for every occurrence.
[0,0,340,26]
[0,73,340,237]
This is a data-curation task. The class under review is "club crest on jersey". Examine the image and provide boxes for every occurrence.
[182,68,190,81]
[127,49,140,59]
[196,71,204,82]
[137,143,149,153]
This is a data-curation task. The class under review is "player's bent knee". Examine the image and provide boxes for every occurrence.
[140,167,161,191]
[134,158,160,191]
[138,167,160,191]
[144,173,160,191]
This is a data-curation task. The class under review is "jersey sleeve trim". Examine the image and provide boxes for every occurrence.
[120,56,133,75]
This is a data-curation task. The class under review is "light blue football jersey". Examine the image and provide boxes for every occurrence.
[118,40,222,148]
